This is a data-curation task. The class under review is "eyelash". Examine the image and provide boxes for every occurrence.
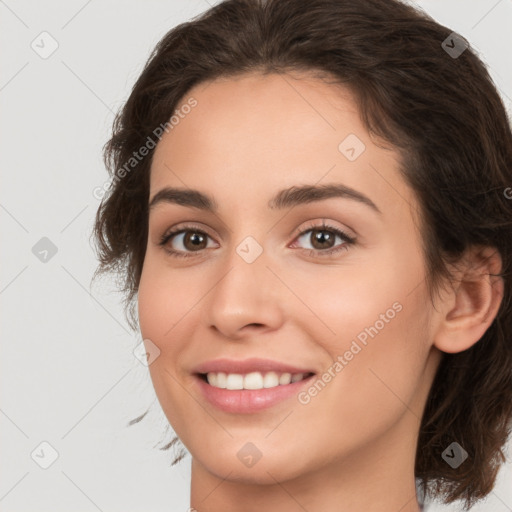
[158,221,356,259]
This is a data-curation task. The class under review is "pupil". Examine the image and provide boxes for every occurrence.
[188,232,204,248]
[314,230,332,248]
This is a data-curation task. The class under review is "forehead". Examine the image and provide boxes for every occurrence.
[149,71,417,224]
[164,71,362,155]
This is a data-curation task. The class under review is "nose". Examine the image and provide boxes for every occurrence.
[203,246,285,340]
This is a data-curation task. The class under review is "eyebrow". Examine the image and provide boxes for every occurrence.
[148,183,382,215]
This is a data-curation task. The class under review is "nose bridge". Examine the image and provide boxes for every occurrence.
[204,234,285,336]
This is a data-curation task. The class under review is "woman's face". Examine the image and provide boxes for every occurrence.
[138,72,443,484]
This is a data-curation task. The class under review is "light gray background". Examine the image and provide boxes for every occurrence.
[1,1,511,510]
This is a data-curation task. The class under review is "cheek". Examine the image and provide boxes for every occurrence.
[137,268,168,341]
[137,257,195,342]
[137,260,198,432]
[311,282,431,442]
[286,256,408,345]
[297,253,430,422]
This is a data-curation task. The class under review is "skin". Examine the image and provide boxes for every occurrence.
[137,71,504,512]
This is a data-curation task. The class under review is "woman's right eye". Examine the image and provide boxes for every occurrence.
[159,226,216,259]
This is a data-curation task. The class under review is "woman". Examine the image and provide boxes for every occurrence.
[92,0,512,510]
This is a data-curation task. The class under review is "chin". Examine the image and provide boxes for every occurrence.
[191,440,315,485]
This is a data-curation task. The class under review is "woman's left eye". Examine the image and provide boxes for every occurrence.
[158,222,356,259]
[290,222,356,257]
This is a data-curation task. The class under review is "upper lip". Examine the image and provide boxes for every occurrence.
[193,358,316,375]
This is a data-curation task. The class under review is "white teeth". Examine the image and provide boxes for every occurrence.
[207,372,217,387]
[205,371,308,390]
[244,371,264,389]
[279,373,292,385]
[263,371,279,388]
[216,372,227,388]
[226,373,244,390]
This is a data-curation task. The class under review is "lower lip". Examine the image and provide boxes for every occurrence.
[194,374,315,413]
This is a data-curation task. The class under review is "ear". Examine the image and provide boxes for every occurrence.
[432,245,504,354]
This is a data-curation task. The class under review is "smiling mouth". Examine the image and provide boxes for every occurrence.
[197,371,315,390]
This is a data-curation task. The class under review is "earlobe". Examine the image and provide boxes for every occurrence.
[433,246,504,354]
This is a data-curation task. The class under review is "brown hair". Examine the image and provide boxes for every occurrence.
[91,0,512,508]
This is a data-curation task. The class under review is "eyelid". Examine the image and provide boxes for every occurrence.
[159,219,354,243]
[160,221,215,240]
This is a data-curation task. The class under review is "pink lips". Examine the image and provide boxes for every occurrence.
[193,357,315,375]
[192,358,316,414]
